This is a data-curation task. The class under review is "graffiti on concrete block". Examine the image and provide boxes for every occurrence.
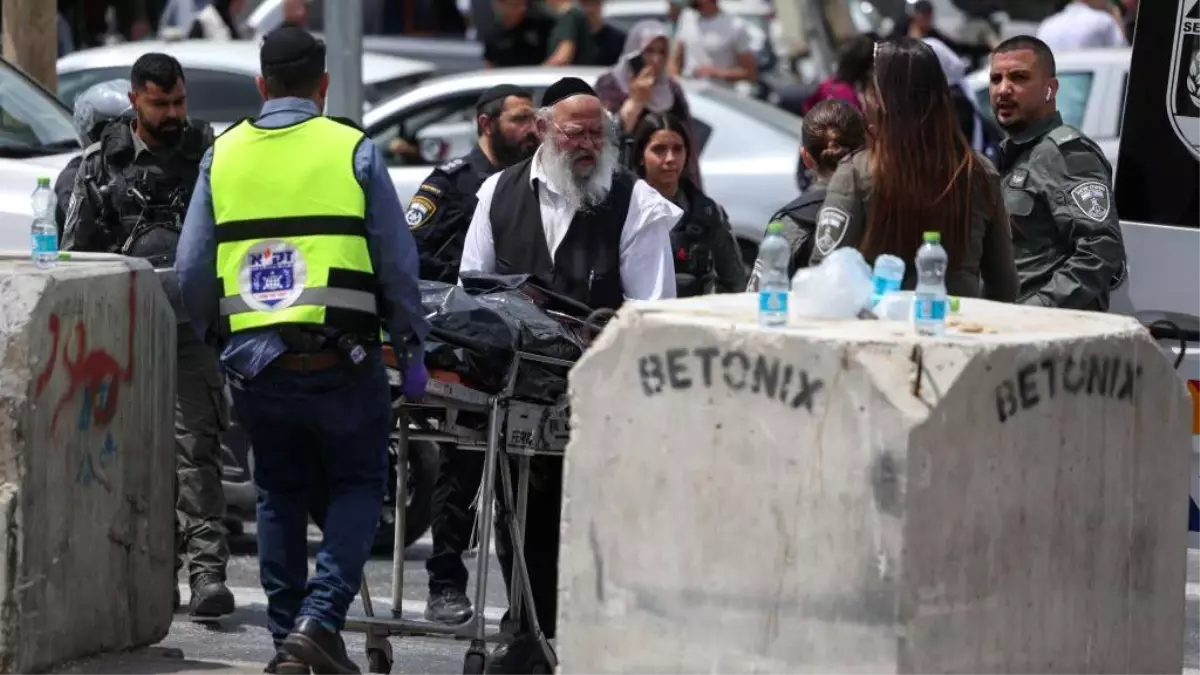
[36,274,138,436]
[77,432,118,492]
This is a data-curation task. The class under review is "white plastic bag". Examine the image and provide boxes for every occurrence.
[790,248,874,319]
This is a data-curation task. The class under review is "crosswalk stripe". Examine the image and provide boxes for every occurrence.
[179,584,508,622]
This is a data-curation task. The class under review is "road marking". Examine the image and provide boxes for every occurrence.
[180,584,508,623]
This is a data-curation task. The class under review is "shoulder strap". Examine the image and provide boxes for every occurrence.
[1046,125,1083,147]
[773,187,827,222]
[215,117,251,140]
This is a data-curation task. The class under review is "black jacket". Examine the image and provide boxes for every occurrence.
[670,180,747,297]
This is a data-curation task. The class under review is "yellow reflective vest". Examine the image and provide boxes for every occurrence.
[210,115,379,338]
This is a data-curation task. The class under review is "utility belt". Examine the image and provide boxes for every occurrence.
[272,326,379,373]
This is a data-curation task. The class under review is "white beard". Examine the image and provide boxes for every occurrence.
[539,130,620,213]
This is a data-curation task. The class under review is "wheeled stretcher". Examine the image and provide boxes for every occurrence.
[343,347,575,675]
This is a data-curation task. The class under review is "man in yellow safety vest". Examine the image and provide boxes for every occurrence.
[176,26,429,674]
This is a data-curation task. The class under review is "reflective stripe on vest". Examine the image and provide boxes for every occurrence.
[210,116,376,337]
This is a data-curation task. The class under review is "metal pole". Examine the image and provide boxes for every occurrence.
[323,0,363,123]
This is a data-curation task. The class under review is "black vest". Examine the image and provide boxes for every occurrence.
[488,158,634,311]
[670,184,724,298]
[98,118,210,267]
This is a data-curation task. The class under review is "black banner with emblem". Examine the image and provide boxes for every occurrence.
[1116,0,1199,229]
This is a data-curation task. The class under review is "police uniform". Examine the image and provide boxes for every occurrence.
[408,146,500,283]
[175,27,429,673]
[997,111,1127,310]
[810,149,1021,301]
[668,180,746,297]
[62,112,235,618]
[745,179,829,291]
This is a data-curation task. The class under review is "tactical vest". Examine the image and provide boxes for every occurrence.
[670,186,723,298]
[96,119,208,267]
[488,158,634,311]
[210,116,379,339]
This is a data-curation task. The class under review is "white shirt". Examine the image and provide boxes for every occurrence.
[674,8,753,77]
[460,148,682,301]
[1036,2,1126,52]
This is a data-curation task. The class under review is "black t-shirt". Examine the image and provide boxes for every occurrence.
[482,3,558,67]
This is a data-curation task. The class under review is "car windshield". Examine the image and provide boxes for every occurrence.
[691,84,800,137]
[0,60,78,157]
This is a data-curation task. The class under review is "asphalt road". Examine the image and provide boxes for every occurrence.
[161,523,512,674]
[61,528,1200,674]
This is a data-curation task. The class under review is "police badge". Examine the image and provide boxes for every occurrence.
[1069,181,1111,222]
[406,195,436,230]
[815,207,850,256]
[1168,0,1200,160]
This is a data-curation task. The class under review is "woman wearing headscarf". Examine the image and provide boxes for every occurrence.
[595,19,700,183]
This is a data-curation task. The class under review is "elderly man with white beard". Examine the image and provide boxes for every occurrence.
[458,76,681,674]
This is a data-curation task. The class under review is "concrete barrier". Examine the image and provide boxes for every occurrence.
[559,295,1192,674]
[0,256,176,673]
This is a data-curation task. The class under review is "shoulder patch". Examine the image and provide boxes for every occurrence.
[406,195,437,230]
[417,182,443,197]
[438,157,467,174]
[1068,181,1111,222]
[814,206,850,256]
[1008,169,1028,188]
[1047,125,1082,147]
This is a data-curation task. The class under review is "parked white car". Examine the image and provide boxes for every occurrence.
[57,40,436,128]
[0,58,80,251]
[967,47,1132,166]
[361,66,802,259]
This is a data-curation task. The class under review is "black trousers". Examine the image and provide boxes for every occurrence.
[493,455,564,640]
[426,443,485,594]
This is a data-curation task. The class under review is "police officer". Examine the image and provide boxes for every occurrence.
[989,35,1127,311]
[56,79,131,240]
[61,53,235,622]
[408,84,538,283]
[176,27,429,674]
[746,99,867,290]
[409,84,539,626]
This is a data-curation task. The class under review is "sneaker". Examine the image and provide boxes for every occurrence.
[424,589,474,625]
[188,576,235,623]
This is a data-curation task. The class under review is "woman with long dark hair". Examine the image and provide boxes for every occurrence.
[809,37,1019,301]
[630,112,745,296]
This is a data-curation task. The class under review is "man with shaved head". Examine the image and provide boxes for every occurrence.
[460,76,680,673]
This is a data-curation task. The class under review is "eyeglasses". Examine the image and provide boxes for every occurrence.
[553,121,605,145]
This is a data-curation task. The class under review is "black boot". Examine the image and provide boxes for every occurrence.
[265,649,311,674]
[283,616,360,674]
[425,589,474,625]
[189,575,235,623]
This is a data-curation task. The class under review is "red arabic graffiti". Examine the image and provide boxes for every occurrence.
[35,274,137,434]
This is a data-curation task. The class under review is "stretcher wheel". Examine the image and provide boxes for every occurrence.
[462,650,486,675]
[367,647,393,674]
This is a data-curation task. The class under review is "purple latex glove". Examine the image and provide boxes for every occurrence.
[401,360,429,400]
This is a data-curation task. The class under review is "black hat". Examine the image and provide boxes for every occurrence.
[475,84,533,111]
[912,0,933,14]
[260,26,326,71]
[540,77,597,108]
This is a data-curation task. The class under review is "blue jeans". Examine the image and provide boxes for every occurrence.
[230,351,390,646]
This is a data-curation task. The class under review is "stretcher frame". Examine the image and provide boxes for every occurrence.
[344,348,575,675]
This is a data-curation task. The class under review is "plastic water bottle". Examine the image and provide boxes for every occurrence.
[31,177,57,269]
[757,221,790,327]
[913,231,948,336]
[869,253,905,309]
